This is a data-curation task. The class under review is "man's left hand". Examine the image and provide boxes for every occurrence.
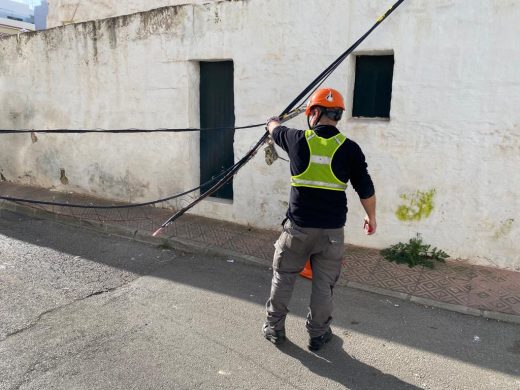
[363,217,377,235]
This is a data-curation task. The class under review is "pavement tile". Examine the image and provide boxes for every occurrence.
[203,228,241,247]
[219,232,262,255]
[468,270,520,315]
[341,247,381,286]
[414,262,473,307]
[368,259,424,295]
[248,241,275,262]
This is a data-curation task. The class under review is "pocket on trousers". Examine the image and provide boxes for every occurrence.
[326,230,345,260]
[281,224,309,255]
[273,227,309,271]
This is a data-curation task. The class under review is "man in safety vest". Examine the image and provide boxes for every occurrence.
[263,88,376,351]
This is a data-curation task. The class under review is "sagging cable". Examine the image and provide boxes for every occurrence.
[151,0,407,236]
[0,160,239,208]
[151,107,305,236]
[0,123,264,135]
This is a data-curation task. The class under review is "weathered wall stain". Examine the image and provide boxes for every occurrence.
[493,218,514,240]
[46,0,242,28]
[396,189,436,222]
[60,168,69,185]
[87,163,150,201]
[106,18,118,49]
[17,171,35,186]
[35,149,62,183]
[136,6,183,39]
[497,124,520,154]
[8,111,20,122]
[90,21,99,60]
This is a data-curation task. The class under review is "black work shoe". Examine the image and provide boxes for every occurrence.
[262,324,286,345]
[308,328,333,351]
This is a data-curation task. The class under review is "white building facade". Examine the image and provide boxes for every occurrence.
[0,0,34,37]
[0,0,519,270]
[46,0,216,27]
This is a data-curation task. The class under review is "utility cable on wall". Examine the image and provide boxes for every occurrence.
[0,161,237,208]
[0,123,265,134]
[152,0,407,236]
[0,0,406,229]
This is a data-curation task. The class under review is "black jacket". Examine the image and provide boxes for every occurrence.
[272,124,375,228]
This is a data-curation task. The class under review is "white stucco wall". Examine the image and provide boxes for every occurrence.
[46,0,219,28]
[1,0,519,270]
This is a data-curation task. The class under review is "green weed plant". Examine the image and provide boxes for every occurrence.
[381,234,449,269]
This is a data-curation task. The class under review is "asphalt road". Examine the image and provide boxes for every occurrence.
[0,210,519,390]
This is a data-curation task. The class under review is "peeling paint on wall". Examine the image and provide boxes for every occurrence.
[59,168,69,185]
[17,171,35,186]
[396,189,436,222]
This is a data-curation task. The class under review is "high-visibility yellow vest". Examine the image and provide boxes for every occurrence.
[291,130,348,191]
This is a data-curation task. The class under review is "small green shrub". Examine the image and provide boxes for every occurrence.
[380,234,449,269]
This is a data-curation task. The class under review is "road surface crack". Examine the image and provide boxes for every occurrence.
[1,287,119,342]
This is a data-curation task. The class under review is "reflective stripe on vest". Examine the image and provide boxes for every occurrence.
[291,129,348,191]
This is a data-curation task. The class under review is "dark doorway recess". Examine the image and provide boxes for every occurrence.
[199,61,235,200]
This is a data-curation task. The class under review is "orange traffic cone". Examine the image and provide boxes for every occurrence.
[300,259,312,280]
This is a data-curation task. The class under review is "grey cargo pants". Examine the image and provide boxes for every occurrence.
[265,219,345,338]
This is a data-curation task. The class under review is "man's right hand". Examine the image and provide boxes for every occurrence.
[266,116,281,135]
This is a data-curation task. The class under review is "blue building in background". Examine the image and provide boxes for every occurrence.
[0,0,35,36]
[0,0,33,23]
[34,0,47,30]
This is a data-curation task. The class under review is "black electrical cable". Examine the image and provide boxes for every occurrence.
[0,123,264,134]
[153,133,266,233]
[0,159,240,208]
[152,0,406,236]
[281,0,406,114]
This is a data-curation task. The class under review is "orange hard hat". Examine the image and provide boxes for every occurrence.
[305,88,346,116]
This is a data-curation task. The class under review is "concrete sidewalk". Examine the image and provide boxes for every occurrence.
[1,182,519,324]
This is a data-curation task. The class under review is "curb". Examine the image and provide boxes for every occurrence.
[2,201,519,325]
[0,201,272,270]
[347,281,520,325]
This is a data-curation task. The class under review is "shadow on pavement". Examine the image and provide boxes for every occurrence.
[278,337,422,390]
[1,209,519,379]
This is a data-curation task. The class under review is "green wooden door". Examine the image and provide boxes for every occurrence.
[199,61,235,200]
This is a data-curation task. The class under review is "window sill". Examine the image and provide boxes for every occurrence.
[348,116,391,122]
[205,197,233,205]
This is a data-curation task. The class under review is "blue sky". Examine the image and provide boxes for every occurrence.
[13,0,42,9]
